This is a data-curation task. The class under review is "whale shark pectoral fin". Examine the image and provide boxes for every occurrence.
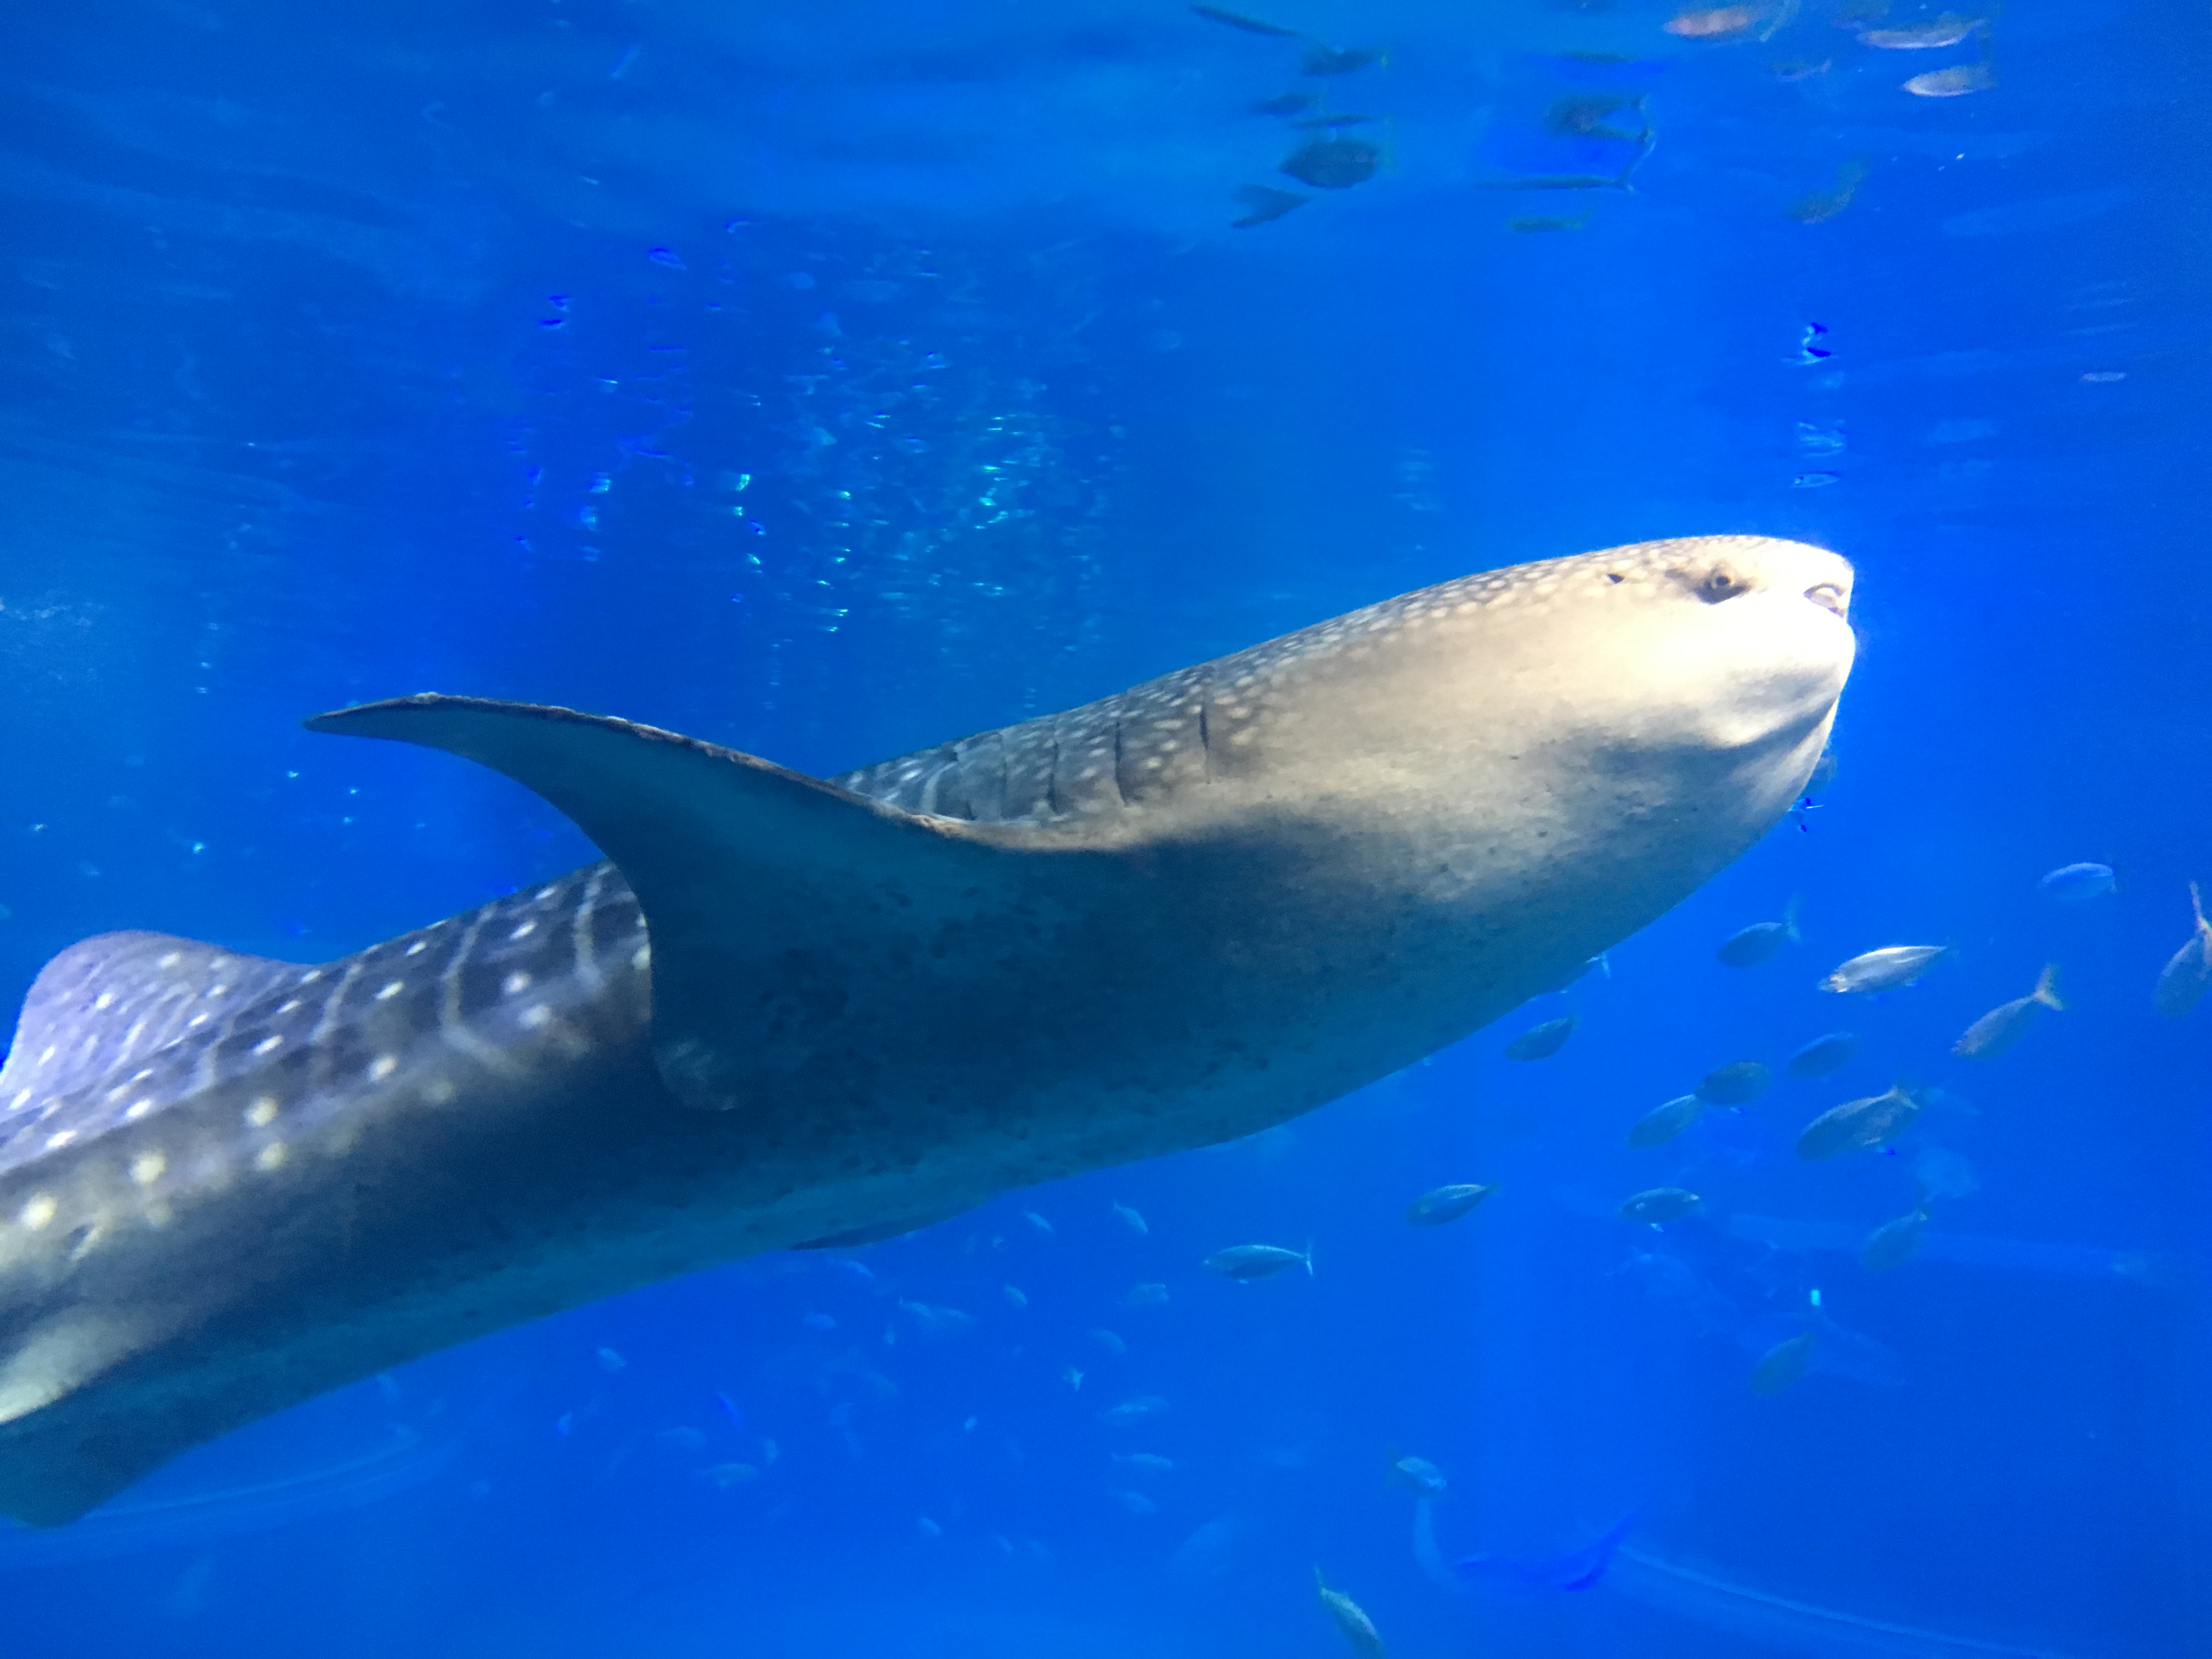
[304,695,1079,1111]
[0,1307,178,1428]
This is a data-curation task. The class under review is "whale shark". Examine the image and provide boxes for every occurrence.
[0,533,1852,1523]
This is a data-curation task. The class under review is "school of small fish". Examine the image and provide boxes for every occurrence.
[1595,842,2192,1418]
[1190,4,1387,229]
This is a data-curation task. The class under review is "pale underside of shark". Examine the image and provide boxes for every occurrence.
[0,534,1854,1523]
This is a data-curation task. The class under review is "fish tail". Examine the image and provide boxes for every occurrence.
[1313,1564,1327,1594]
[1304,1238,1316,1277]
[2033,962,2064,1010]
[1783,894,1801,941]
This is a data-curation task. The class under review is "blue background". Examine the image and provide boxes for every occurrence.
[0,0,2205,1653]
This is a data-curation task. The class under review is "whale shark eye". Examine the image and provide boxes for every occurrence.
[1692,565,1749,604]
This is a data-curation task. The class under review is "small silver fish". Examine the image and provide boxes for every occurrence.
[1022,1209,1054,1236]
[1231,184,1311,228]
[1279,136,1380,190]
[898,1300,975,1337]
[1111,1201,1150,1237]
[1619,1187,1701,1225]
[1626,1095,1705,1149]
[1113,1452,1175,1474]
[1504,1013,1577,1060]
[1820,945,1949,994]
[1860,14,1979,47]
[1002,1284,1029,1309]
[1785,1031,1859,1077]
[1098,1394,1167,1425]
[2038,862,2115,902]
[1204,1242,1313,1279]
[1796,1084,1921,1160]
[1860,1204,1929,1272]
[1751,1332,1815,1396]
[1716,898,1799,967]
[1392,1455,1446,1496]
[1664,4,1762,37]
[1904,62,1995,95]
[1952,964,2062,1058]
[2153,883,2212,1018]
[1110,1487,1157,1516]
[1314,1568,1388,1657]
[1125,1282,1171,1307]
[1091,1328,1128,1356]
[1404,1182,1497,1225]
[1697,1060,1771,1105]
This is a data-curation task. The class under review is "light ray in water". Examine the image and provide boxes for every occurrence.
[0,1429,455,1568]
[1607,1546,2081,1658]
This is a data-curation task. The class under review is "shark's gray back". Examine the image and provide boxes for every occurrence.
[828,561,1543,824]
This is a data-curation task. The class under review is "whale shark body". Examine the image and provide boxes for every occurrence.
[0,534,1853,1523]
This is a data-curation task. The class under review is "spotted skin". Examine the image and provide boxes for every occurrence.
[830,545,1733,824]
[0,869,649,1182]
[0,535,1855,1525]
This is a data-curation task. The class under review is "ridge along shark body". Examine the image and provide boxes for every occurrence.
[0,534,1853,1524]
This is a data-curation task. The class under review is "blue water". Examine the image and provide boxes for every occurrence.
[2,1,2206,1654]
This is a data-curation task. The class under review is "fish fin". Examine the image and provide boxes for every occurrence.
[0,1303,203,1525]
[1190,3,1305,38]
[2033,962,2063,1010]
[0,932,306,1118]
[1304,1238,1316,1276]
[2193,881,2209,936]
[789,1207,975,1250]
[307,696,1122,1112]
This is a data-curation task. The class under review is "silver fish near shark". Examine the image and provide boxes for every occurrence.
[1820,944,1949,995]
[0,534,1853,1523]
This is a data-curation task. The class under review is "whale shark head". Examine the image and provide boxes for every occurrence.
[1438,532,1855,868]
[1196,534,1854,842]
[1399,533,1854,763]
[1573,533,1856,757]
